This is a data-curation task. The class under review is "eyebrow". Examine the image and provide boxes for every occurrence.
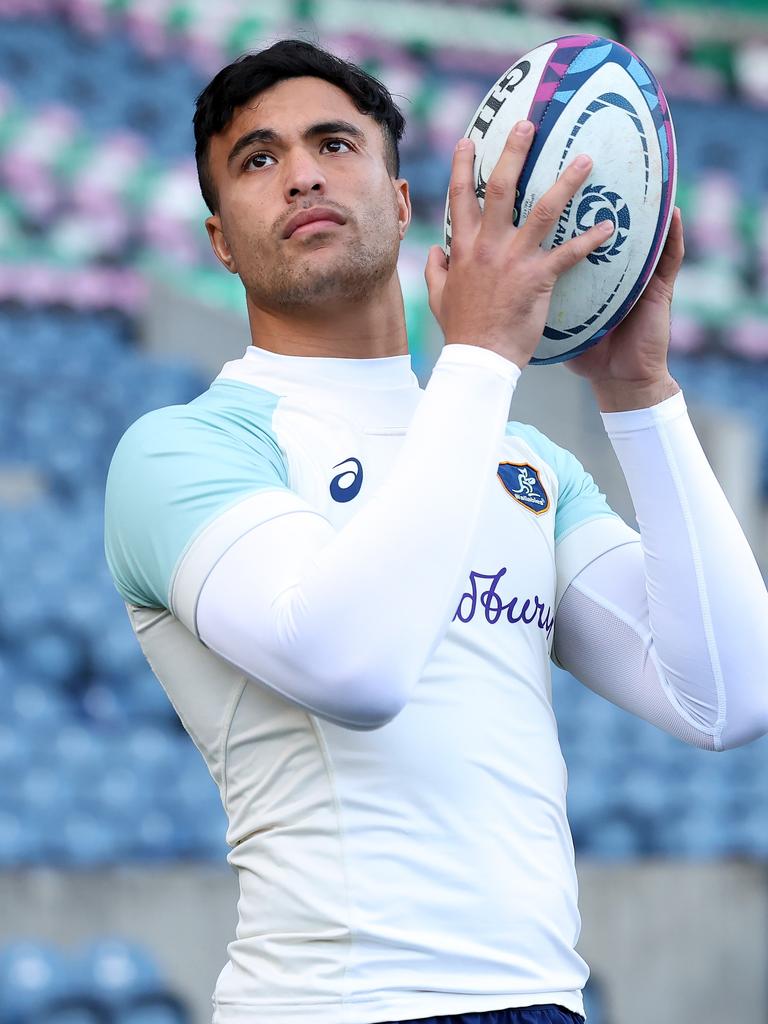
[227,120,366,168]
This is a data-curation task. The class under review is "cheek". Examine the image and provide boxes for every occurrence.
[354,178,400,232]
[221,194,276,259]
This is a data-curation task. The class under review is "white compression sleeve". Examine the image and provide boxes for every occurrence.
[554,391,768,750]
[194,344,520,730]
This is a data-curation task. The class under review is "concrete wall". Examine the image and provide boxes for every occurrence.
[1,862,766,1024]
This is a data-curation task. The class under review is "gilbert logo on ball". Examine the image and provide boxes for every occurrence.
[443,35,677,364]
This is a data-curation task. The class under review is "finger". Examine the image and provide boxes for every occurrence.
[447,138,480,252]
[519,154,594,249]
[547,217,615,277]
[652,207,685,289]
[424,244,448,316]
[479,121,534,242]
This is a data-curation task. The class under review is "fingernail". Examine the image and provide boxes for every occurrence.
[599,220,614,233]
[515,121,533,136]
[574,154,591,169]
[456,138,472,151]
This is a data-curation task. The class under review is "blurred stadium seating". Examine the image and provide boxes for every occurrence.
[0,938,190,1024]
[1,1,767,1021]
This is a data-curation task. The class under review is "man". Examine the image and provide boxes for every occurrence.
[104,38,768,1024]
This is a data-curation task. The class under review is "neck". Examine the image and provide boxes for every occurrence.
[245,273,408,359]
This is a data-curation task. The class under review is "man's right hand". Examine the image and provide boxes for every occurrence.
[424,121,614,371]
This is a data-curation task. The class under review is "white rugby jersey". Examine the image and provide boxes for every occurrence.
[105,344,639,1024]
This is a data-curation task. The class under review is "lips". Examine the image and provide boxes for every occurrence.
[283,207,346,239]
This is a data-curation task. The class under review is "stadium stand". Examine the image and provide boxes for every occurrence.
[0,1,767,1018]
[0,939,191,1024]
[0,0,767,862]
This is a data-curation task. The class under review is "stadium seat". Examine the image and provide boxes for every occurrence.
[56,808,124,868]
[0,807,26,868]
[113,993,191,1023]
[0,941,73,1023]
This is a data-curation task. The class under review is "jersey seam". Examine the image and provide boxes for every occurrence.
[306,718,356,1011]
[191,632,378,731]
[220,675,249,819]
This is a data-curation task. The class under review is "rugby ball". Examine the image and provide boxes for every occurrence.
[443,35,677,364]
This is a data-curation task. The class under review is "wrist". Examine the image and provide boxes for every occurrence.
[591,374,680,413]
[443,339,527,372]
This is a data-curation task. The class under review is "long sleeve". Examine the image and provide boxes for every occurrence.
[554,391,768,750]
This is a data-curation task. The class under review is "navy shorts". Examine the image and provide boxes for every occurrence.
[380,1006,584,1024]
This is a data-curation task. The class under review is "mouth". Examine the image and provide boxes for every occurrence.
[283,208,346,239]
[290,219,343,238]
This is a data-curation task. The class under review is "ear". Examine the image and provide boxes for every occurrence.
[393,178,411,240]
[205,214,238,275]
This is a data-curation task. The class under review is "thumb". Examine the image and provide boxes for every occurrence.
[424,244,448,317]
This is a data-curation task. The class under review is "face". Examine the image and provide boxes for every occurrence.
[204,76,411,312]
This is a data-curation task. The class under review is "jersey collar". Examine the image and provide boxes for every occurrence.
[217,345,420,392]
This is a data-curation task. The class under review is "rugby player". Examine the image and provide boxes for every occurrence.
[104,39,768,1024]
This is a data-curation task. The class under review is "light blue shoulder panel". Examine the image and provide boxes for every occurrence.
[105,380,288,609]
[504,420,619,542]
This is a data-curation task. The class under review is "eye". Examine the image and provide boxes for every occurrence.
[244,151,276,171]
[321,138,353,154]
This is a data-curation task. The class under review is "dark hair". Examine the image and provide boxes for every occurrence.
[193,38,406,214]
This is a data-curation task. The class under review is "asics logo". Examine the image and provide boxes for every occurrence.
[330,458,363,502]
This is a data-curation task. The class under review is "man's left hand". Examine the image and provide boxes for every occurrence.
[566,206,684,412]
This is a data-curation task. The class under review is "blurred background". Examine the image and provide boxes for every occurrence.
[1,1,767,1022]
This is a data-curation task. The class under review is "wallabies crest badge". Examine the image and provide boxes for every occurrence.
[497,462,550,515]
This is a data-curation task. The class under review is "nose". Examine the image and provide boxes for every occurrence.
[283,148,326,201]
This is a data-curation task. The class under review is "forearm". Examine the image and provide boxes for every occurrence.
[600,391,768,748]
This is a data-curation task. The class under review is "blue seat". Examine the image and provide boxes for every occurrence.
[0,711,26,776]
[578,811,645,859]
[0,807,26,867]
[113,993,190,1023]
[93,763,146,819]
[56,808,123,867]
[9,680,70,733]
[21,762,77,817]
[0,941,72,1021]
[617,767,674,821]
[15,625,85,690]
[121,726,182,781]
[73,939,165,1011]
[655,807,732,858]
[81,679,128,727]
[128,806,184,861]
[54,724,108,783]
[42,1006,110,1024]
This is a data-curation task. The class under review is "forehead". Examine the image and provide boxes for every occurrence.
[217,76,378,149]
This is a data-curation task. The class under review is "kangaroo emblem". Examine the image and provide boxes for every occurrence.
[497,462,550,515]
[510,467,539,499]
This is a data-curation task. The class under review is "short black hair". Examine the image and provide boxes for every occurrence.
[193,38,406,214]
